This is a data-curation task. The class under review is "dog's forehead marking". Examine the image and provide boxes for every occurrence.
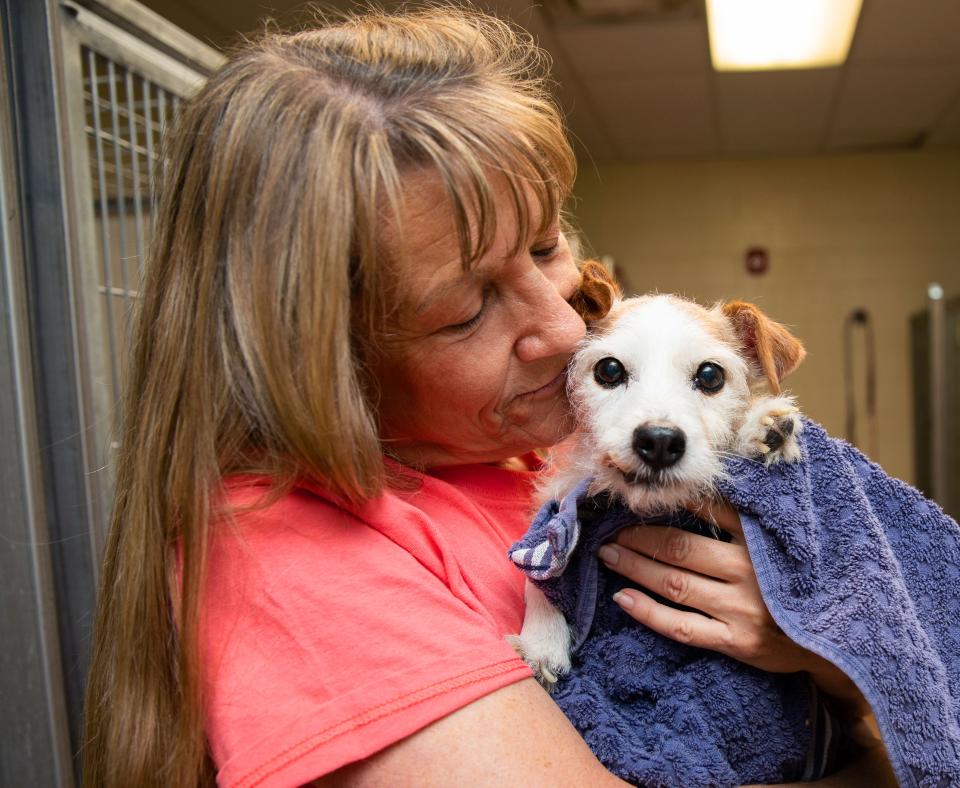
[673,299,732,344]
[601,295,727,353]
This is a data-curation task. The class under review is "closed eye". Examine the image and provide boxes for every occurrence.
[532,241,559,260]
[446,289,490,333]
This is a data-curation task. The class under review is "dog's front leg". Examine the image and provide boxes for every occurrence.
[506,580,572,690]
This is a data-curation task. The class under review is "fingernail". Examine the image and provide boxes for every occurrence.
[598,545,619,566]
[612,591,634,610]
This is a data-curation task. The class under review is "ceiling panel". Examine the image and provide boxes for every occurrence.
[828,63,960,148]
[525,11,619,162]
[558,81,619,162]
[851,0,960,63]
[553,19,710,77]
[141,0,230,47]
[715,69,840,154]
[140,0,960,160]
[589,73,718,158]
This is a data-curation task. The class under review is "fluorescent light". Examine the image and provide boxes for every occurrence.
[706,0,863,72]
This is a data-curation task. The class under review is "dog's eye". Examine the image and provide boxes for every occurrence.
[694,362,725,393]
[594,357,627,388]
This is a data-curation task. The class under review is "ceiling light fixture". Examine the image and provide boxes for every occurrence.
[706,0,863,72]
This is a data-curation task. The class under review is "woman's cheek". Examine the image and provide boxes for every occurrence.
[414,338,502,403]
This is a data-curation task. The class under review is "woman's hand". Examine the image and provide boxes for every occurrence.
[598,499,865,710]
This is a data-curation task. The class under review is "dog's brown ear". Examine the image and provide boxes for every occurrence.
[721,301,806,393]
[569,260,622,323]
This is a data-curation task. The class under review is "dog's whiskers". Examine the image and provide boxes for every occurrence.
[713,449,765,466]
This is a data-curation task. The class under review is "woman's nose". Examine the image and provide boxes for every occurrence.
[513,271,586,363]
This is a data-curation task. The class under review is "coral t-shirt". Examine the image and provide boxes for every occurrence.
[201,459,539,787]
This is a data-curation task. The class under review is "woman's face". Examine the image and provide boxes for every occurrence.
[374,170,586,467]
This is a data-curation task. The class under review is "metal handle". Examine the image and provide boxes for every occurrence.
[929,283,947,505]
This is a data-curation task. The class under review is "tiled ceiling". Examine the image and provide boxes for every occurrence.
[139,0,960,161]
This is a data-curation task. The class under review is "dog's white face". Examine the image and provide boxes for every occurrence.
[566,295,753,513]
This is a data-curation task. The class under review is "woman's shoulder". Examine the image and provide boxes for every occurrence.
[216,458,540,551]
[203,470,524,663]
[219,473,363,529]
[209,465,536,596]
[211,475,363,561]
[209,475,441,595]
[206,464,536,643]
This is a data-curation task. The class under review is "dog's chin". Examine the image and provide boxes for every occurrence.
[619,467,674,489]
[593,463,697,515]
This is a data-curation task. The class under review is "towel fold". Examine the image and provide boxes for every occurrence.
[510,420,960,787]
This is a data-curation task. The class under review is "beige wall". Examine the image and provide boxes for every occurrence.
[572,149,960,484]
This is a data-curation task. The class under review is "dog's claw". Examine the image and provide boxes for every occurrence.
[506,634,568,691]
[767,405,799,418]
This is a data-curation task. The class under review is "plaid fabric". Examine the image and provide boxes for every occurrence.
[507,479,588,580]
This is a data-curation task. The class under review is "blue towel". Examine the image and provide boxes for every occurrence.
[510,420,960,787]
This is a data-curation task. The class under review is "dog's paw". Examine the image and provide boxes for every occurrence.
[737,396,803,465]
[506,633,571,690]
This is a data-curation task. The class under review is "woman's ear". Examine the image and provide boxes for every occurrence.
[569,260,622,323]
[721,301,806,393]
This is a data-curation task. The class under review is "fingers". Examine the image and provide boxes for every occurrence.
[684,499,743,540]
[600,544,719,609]
[610,581,788,669]
[611,588,729,650]
[604,517,800,672]
[612,525,752,583]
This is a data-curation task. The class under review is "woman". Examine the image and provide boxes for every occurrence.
[82,7,891,787]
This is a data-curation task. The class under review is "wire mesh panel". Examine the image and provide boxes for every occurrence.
[55,1,219,553]
[81,47,180,414]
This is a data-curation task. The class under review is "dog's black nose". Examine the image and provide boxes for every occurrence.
[633,425,686,470]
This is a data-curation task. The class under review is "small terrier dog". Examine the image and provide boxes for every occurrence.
[511,261,807,684]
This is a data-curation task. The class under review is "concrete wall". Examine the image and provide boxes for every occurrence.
[572,149,960,484]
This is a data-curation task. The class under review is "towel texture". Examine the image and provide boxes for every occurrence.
[509,420,960,787]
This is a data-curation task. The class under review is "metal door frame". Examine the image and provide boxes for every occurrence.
[1,2,222,783]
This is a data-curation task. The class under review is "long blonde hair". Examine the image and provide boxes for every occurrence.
[82,7,575,786]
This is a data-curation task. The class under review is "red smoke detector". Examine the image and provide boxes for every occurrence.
[745,246,769,275]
